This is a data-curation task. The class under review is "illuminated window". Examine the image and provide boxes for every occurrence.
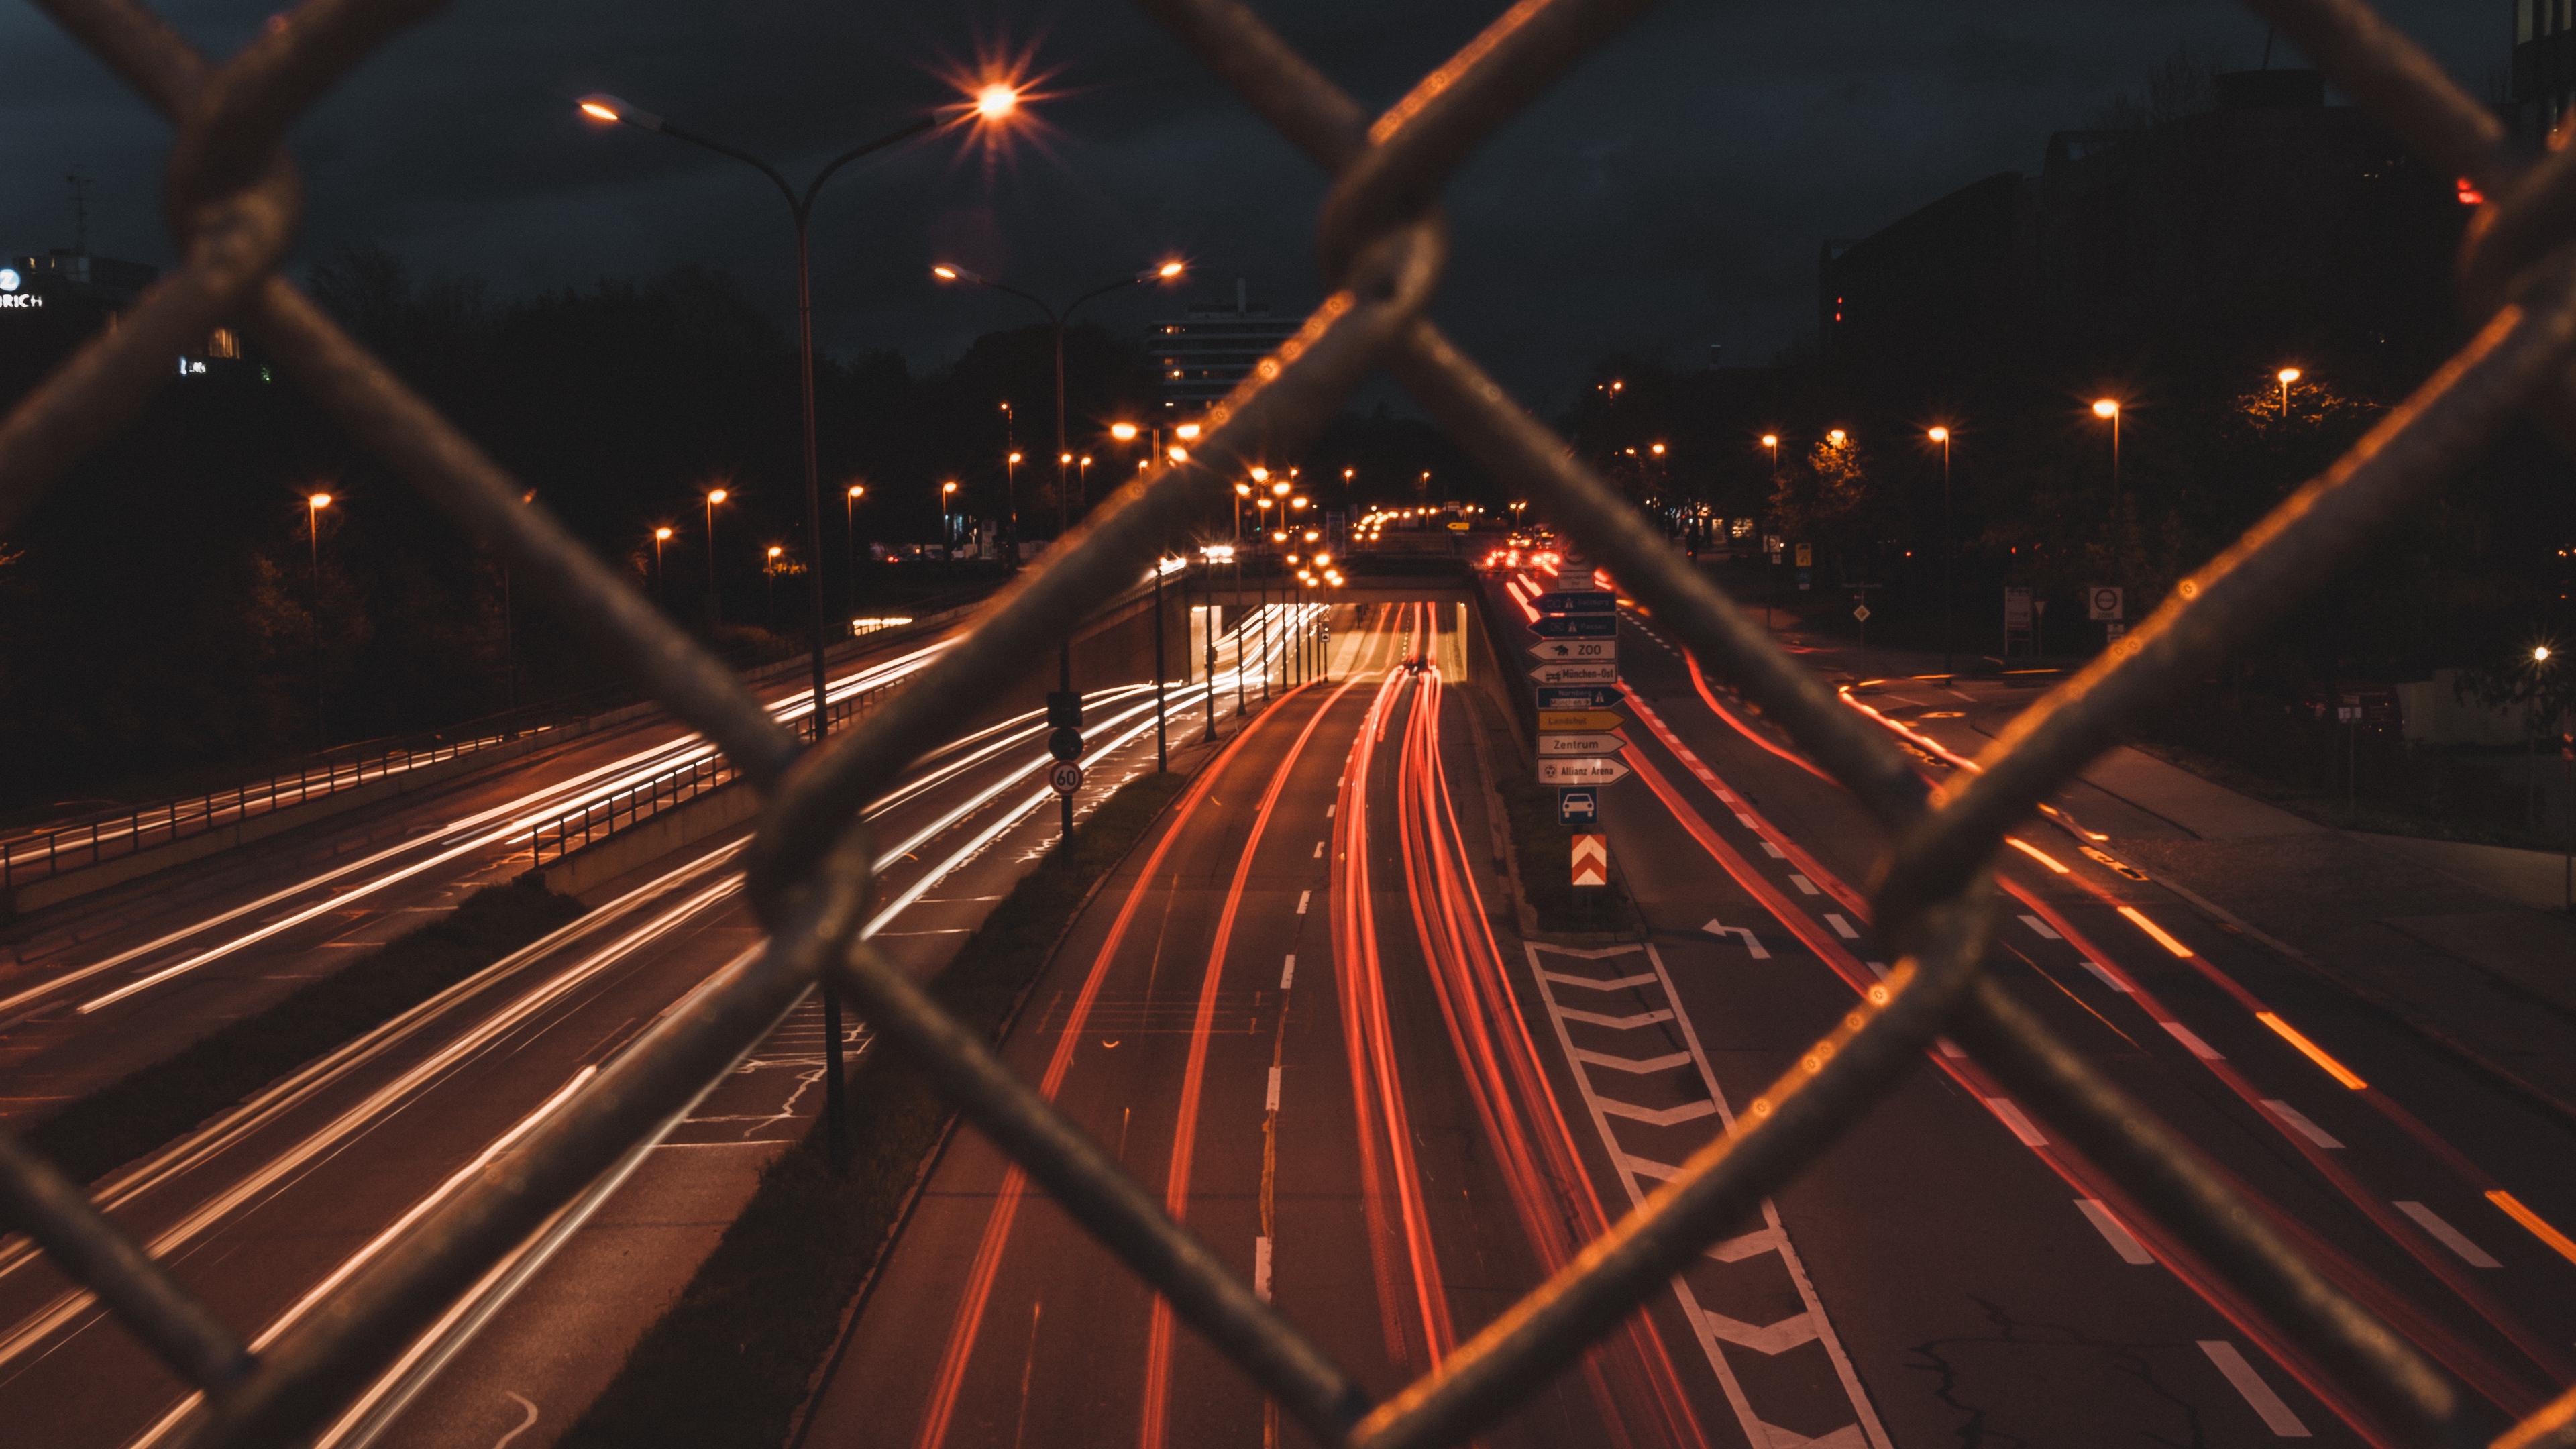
[205,327,241,360]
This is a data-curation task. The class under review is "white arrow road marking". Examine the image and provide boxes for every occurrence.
[1702,920,1770,958]
[1597,1098,1720,1127]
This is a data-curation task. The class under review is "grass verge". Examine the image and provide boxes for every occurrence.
[23,876,585,1189]
[1494,768,1642,936]
[557,770,1190,1449]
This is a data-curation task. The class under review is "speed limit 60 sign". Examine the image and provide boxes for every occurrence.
[1048,761,1084,796]
[2087,586,2124,622]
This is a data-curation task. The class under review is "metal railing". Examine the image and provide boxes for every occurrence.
[1,720,543,892]
[525,754,737,868]
[0,0,2571,1445]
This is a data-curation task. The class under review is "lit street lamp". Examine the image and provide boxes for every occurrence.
[2093,398,2123,563]
[766,543,784,624]
[941,480,959,578]
[1929,426,1953,672]
[2277,366,2302,419]
[307,492,331,747]
[843,484,864,613]
[653,525,673,604]
[703,487,729,624]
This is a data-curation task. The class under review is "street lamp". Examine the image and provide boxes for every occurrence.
[2093,398,2123,545]
[307,492,331,747]
[579,88,997,758]
[653,525,674,603]
[1928,427,1954,673]
[2277,366,2302,419]
[766,543,784,624]
[703,487,728,625]
[843,484,865,613]
[941,480,959,575]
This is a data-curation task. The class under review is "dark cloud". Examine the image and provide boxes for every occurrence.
[0,0,2505,412]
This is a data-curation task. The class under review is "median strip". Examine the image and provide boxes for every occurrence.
[557,771,1187,1449]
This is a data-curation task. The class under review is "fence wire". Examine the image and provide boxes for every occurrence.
[0,0,2571,1444]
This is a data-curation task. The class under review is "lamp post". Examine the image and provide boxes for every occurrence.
[941,480,959,579]
[2277,367,2301,420]
[1929,426,1953,673]
[653,525,673,605]
[1005,446,1021,564]
[582,94,987,752]
[2092,396,2121,517]
[580,89,1014,1177]
[766,543,784,625]
[702,487,728,625]
[931,258,1186,850]
[843,484,864,614]
[307,492,331,747]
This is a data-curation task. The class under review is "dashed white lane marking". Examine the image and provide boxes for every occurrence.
[1982,1098,2047,1147]
[2198,1339,2312,1436]
[1864,961,1888,979]
[2079,959,2133,993]
[1295,890,1310,914]
[2161,1022,2226,1060]
[1326,803,1334,816]
[2395,1202,2500,1267]
[2018,913,2062,941]
[1760,841,1787,859]
[1823,914,1859,941]
[1253,1236,1273,1302]
[1265,1066,1282,1113]
[2074,1199,2155,1265]
[1279,955,1295,990]
[1935,1038,1966,1059]
[2262,1099,2343,1149]
[1788,874,1820,896]
[1734,812,1758,828]
[1313,841,1325,858]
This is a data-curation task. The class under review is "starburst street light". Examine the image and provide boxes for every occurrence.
[975,83,1019,120]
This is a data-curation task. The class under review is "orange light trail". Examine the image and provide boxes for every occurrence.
[2117,905,2197,958]
[2005,836,2070,873]
[2255,1012,2369,1091]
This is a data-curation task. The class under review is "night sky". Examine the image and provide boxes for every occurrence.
[0,0,2505,413]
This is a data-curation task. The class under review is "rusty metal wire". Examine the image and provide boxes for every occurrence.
[0,0,2567,1444]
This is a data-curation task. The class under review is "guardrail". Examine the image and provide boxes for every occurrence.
[526,755,736,868]
[2,1,2571,1447]
[1,721,547,892]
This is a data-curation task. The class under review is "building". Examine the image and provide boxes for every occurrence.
[2514,0,2575,138]
[1148,278,1301,419]
[1818,70,2467,378]
[1,246,258,397]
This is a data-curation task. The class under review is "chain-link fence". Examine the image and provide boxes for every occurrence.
[1,0,2573,1443]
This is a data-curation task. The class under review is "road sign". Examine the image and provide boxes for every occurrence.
[1538,733,1625,757]
[1794,543,1813,567]
[1528,638,1616,662]
[2005,586,2033,629]
[1531,591,1617,614]
[1851,604,1872,623]
[2088,586,2124,621]
[1538,709,1623,733]
[1046,726,1084,761]
[1531,613,1618,638]
[1536,686,1621,710]
[1446,520,1471,531]
[1528,661,1619,686]
[1557,789,1598,826]
[1539,756,1632,786]
[1047,761,1084,796]
[1571,833,1609,887]
[1046,689,1083,728]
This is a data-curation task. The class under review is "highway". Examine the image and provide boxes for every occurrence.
[0,597,1322,1448]
[799,564,2576,1449]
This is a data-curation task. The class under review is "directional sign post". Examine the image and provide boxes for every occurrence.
[1536,686,1621,710]
[1571,833,1609,888]
[1528,639,1616,663]
[1532,614,1619,638]
[1538,756,1633,786]
[1537,709,1624,733]
[1531,591,1617,614]
[1536,733,1625,757]
[1528,661,1620,687]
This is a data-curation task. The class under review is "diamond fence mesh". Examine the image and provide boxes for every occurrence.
[1,0,2573,1444]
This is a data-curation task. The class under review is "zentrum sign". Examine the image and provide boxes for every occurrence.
[0,268,40,309]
